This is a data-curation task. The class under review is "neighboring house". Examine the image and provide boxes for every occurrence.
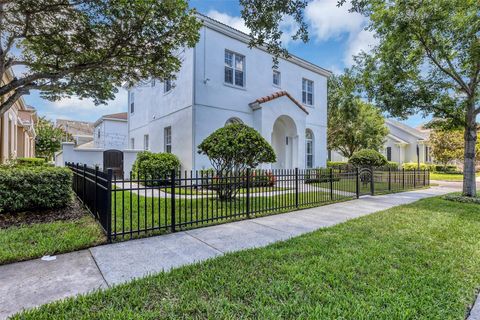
[56,119,94,146]
[330,118,432,165]
[93,112,128,149]
[127,14,330,172]
[0,69,37,163]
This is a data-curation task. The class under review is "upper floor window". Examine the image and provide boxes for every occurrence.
[129,92,135,113]
[273,70,281,86]
[97,129,101,139]
[130,138,135,149]
[225,50,245,87]
[164,126,172,153]
[144,134,149,150]
[302,78,314,106]
[164,78,173,93]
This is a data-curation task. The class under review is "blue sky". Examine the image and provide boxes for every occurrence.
[19,0,428,128]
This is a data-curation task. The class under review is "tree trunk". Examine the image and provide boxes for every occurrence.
[462,107,477,197]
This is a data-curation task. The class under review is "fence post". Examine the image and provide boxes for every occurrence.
[170,170,176,232]
[370,167,375,195]
[94,165,98,219]
[329,168,334,200]
[388,167,391,191]
[106,169,113,243]
[423,169,426,186]
[295,168,299,208]
[413,168,416,188]
[356,167,360,199]
[83,164,87,201]
[246,168,250,218]
[402,168,405,189]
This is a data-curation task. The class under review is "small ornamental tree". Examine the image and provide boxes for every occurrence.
[132,151,180,186]
[349,149,388,168]
[198,123,276,199]
[35,117,71,161]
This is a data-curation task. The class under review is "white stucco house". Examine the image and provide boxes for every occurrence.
[93,112,128,150]
[127,14,331,172]
[330,118,432,165]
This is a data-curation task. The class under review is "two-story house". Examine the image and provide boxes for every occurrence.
[127,14,331,172]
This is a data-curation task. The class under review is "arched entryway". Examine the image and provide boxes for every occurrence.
[103,149,124,178]
[271,115,298,169]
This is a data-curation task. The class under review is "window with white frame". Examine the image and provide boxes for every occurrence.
[144,134,149,150]
[305,129,314,168]
[386,147,392,161]
[130,138,135,149]
[224,50,245,87]
[164,78,173,93]
[129,92,135,113]
[164,127,172,153]
[302,78,314,106]
[273,70,281,86]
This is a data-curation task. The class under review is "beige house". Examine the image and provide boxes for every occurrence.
[0,69,37,163]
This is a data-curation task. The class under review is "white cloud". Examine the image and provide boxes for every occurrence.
[305,0,377,66]
[207,10,250,34]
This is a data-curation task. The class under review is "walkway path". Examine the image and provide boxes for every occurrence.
[0,185,459,319]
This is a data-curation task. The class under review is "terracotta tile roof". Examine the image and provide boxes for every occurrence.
[250,91,309,114]
[103,112,128,120]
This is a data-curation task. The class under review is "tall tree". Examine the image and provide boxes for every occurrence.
[328,72,388,158]
[429,129,465,170]
[0,0,200,116]
[241,0,479,196]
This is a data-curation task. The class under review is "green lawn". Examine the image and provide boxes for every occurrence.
[431,172,464,181]
[111,188,347,239]
[0,215,105,265]
[15,197,480,319]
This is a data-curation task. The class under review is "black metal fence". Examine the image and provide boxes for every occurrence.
[66,163,429,242]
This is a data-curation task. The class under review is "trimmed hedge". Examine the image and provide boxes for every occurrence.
[15,157,46,167]
[402,162,435,171]
[327,161,349,169]
[132,151,180,186]
[349,149,388,167]
[0,166,72,213]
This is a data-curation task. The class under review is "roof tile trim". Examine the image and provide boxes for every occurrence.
[250,91,309,114]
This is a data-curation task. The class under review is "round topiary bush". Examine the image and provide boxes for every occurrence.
[132,151,180,185]
[348,149,388,167]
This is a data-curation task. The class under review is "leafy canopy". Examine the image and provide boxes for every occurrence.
[0,0,200,116]
[198,123,276,173]
[328,72,388,158]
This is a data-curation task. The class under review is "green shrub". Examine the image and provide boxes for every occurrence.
[402,162,435,171]
[132,151,180,185]
[442,193,480,204]
[348,149,388,167]
[0,166,72,213]
[384,161,400,169]
[327,161,349,169]
[434,164,459,173]
[15,157,46,167]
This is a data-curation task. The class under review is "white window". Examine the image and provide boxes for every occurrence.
[164,127,172,153]
[302,78,314,106]
[164,78,173,93]
[130,138,135,149]
[225,117,243,126]
[129,92,135,113]
[144,134,149,150]
[225,50,245,87]
[97,129,101,138]
[273,70,281,86]
[305,129,314,169]
[151,79,156,87]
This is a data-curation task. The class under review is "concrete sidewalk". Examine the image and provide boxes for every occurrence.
[0,185,457,319]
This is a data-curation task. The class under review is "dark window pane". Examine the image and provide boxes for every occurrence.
[225,67,233,84]
[235,70,244,87]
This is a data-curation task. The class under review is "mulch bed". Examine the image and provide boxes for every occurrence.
[0,198,89,229]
